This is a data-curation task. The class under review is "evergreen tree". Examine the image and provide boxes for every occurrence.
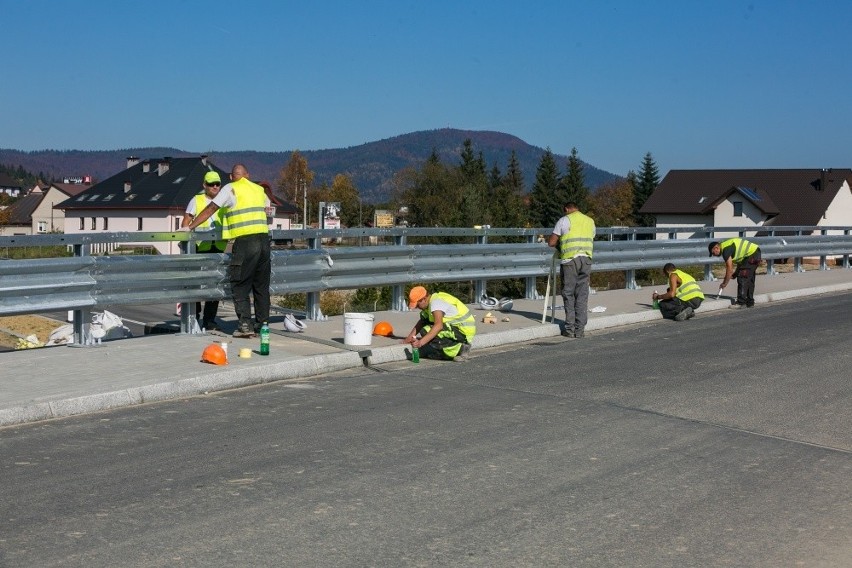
[528,149,562,228]
[490,151,527,228]
[559,147,589,211]
[633,152,659,227]
[393,149,457,228]
[455,140,488,227]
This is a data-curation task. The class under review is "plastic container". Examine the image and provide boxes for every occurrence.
[259,322,270,355]
[343,312,374,346]
[412,347,420,363]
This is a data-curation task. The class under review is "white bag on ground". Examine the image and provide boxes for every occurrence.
[91,310,133,340]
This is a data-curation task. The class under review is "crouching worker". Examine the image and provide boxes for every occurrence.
[652,263,705,321]
[403,286,476,361]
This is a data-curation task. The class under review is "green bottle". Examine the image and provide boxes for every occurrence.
[653,291,660,309]
[260,322,270,356]
[412,347,420,363]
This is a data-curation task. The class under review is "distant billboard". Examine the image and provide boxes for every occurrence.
[374,209,394,228]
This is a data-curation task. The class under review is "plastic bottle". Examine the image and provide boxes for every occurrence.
[653,292,660,309]
[412,346,420,363]
[260,322,270,356]
[220,341,229,362]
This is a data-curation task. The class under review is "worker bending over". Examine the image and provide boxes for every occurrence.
[403,286,476,361]
[652,263,705,321]
[708,238,761,308]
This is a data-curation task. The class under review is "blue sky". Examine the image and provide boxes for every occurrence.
[3,0,852,177]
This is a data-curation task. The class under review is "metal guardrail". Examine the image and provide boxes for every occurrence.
[1,226,851,344]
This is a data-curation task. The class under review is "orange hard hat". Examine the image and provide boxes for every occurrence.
[373,321,394,337]
[201,343,228,365]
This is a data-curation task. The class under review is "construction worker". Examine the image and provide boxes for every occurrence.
[547,201,596,338]
[182,164,271,338]
[708,237,761,308]
[403,286,476,361]
[652,263,705,321]
[181,170,228,331]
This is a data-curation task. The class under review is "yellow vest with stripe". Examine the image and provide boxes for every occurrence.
[673,269,704,302]
[221,177,269,240]
[192,194,227,251]
[559,211,595,260]
[720,238,758,263]
[420,292,476,341]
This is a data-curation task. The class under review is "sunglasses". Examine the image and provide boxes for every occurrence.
[206,182,221,187]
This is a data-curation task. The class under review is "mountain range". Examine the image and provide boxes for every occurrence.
[0,129,622,203]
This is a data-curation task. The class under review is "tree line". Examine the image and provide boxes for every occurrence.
[273,139,660,230]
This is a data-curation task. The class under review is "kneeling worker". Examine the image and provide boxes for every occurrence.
[403,286,476,361]
[652,263,705,321]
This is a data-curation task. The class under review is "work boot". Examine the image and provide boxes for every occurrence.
[686,308,696,320]
[561,329,575,339]
[233,322,256,338]
[454,344,471,362]
[675,307,693,321]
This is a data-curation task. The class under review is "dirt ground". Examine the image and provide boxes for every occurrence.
[0,315,67,349]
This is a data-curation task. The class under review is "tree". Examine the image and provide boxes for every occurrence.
[455,140,488,227]
[559,147,589,211]
[528,149,562,228]
[489,151,527,228]
[633,152,659,227]
[393,149,457,228]
[587,178,635,228]
[275,150,315,221]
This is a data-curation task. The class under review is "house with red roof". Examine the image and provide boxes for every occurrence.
[639,168,852,238]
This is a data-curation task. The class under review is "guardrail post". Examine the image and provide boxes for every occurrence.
[179,238,200,334]
[625,232,638,290]
[765,228,777,275]
[525,235,538,299]
[820,228,828,271]
[845,229,851,269]
[305,235,323,320]
[71,241,91,345]
[390,233,408,311]
[794,229,804,273]
[473,232,487,300]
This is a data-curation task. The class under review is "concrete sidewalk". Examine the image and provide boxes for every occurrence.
[2,268,851,427]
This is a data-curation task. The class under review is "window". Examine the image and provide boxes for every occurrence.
[103,217,109,230]
[174,217,181,230]
[137,217,143,231]
[733,202,743,217]
[79,217,85,230]
[37,221,48,233]
[91,217,97,230]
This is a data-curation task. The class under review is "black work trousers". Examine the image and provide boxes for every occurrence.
[735,249,761,307]
[229,233,271,329]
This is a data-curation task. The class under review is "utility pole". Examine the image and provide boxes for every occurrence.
[302,179,307,228]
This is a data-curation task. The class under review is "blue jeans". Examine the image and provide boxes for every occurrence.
[229,233,271,329]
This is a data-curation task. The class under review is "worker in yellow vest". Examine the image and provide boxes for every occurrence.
[181,170,228,331]
[652,263,705,321]
[404,285,476,361]
[708,238,761,308]
[547,201,596,338]
[183,164,271,338]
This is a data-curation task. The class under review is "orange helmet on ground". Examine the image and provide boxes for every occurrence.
[201,343,228,365]
[373,321,394,337]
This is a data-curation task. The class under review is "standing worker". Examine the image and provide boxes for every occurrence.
[547,201,596,338]
[182,164,271,338]
[181,170,228,331]
[403,286,476,361]
[708,237,761,308]
[652,263,705,321]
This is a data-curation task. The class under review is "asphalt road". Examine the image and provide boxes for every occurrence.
[2,295,851,567]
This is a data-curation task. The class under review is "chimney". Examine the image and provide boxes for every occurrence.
[142,160,151,173]
[158,158,171,176]
[124,181,132,193]
[200,154,209,166]
[126,156,140,169]
[820,168,827,191]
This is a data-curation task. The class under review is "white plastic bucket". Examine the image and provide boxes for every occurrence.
[344,312,374,346]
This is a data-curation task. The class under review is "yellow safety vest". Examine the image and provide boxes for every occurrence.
[720,238,758,263]
[192,194,226,251]
[420,292,476,341]
[221,177,269,240]
[559,211,595,260]
[673,269,704,302]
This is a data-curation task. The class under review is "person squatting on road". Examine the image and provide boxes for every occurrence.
[403,286,476,361]
[547,201,596,339]
[181,170,228,331]
[182,164,272,338]
[653,263,705,321]
[708,238,762,308]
